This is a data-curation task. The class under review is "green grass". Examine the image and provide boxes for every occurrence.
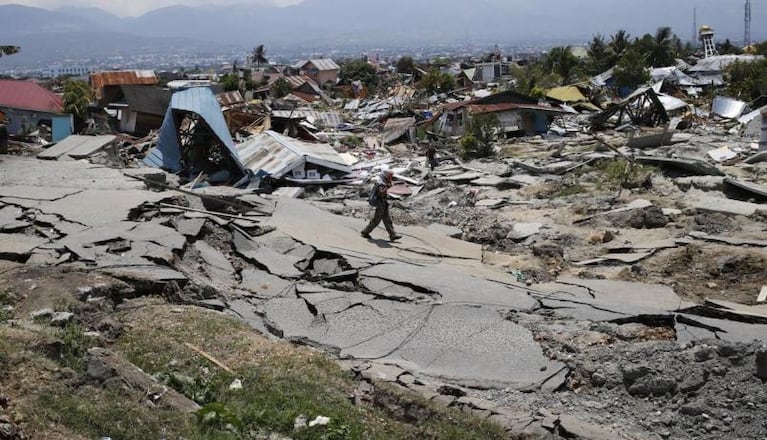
[12,306,505,440]
[0,289,14,323]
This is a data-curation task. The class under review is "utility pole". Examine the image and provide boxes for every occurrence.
[692,7,697,47]
[745,0,752,46]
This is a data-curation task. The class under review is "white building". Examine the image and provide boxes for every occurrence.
[42,65,96,78]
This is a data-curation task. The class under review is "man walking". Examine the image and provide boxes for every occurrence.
[361,169,402,241]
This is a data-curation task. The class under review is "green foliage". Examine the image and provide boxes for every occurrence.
[271,77,291,99]
[511,63,561,96]
[0,289,13,323]
[221,74,240,92]
[340,135,364,148]
[62,79,94,119]
[726,59,767,103]
[460,113,499,159]
[251,44,268,66]
[753,41,767,56]
[0,46,20,58]
[718,39,742,55]
[418,69,456,93]
[587,34,613,75]
[614,47,650,90]
[396,56,415,74]
[633,27,678,67]
[197,402,243,432]
[542,46,582,85]
[60,322,97,371]
[339,60,379,90]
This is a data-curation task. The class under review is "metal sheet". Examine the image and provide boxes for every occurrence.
[144,87,243,173]
[712,96,747,119]
[236,130,351,179]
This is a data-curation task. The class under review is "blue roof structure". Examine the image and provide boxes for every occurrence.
[144,87,245,174]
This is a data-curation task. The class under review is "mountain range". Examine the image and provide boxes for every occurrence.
[0,0,762,68]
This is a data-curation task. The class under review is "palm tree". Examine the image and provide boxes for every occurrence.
[648,27,676,67]
[0,46,20,58]
[609,30,631,59]
[544,46,580,85]
[251,45,268,67]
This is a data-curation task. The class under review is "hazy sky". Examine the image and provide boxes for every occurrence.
[1,0,303,16]
[0,0,765,40]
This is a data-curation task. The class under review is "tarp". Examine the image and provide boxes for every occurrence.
[144,87,245,174]
[546,86,588,103]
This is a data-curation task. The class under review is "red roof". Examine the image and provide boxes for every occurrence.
[0,80,64,113]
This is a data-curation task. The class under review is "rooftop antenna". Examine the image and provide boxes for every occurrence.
[745,0,752,46]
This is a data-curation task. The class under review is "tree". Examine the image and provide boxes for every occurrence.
[609,30,632,60]
[726,59,767,105]
[221,73,240,92]
[613,48,650,90]
[587,34,611,75]
[62,79,94,133]
[271,77,291,99]
[418,69,455,94]
[460,113,500,159]
[510,63,561,98]
[717,39,742,55]
[396,56,415,74]
[339,60,379,90]
[0,46,20,58]
[543,46,581,85]
[635,27,678,68]
[251,45,267,67]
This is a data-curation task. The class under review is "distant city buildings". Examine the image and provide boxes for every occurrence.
[42,64,97,78]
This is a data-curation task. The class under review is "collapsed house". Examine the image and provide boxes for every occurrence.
[436,90,564,137]
[144,87,249,186]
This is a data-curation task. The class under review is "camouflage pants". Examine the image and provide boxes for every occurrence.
[362,203,396,237]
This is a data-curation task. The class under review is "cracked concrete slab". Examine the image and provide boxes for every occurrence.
[675,313,767,344]
[532,278,692,321]
[360,276,432,302]
[0,185,82,201]
[271,196,483,263]
[361,262,537,311]
[239,268,295,297]
[57,222,186,262]
[194,241,235,283]
[233,231,304,278]
[175,218,206,237]
[0,234,48,261]
[40,189,173,227]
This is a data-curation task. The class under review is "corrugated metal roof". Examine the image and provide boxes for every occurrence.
[298,59,340,71]
[284,75,318,90]
[271,110,344,128]
[382,117,415,144]
[90,70,157,89]
[236,130,351,178]
[0,79,64,113]
[216,90,245,106]
[468,103,565,114]
[144,87,243,173]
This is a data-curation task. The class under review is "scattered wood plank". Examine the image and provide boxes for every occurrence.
[184,342,234,374]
